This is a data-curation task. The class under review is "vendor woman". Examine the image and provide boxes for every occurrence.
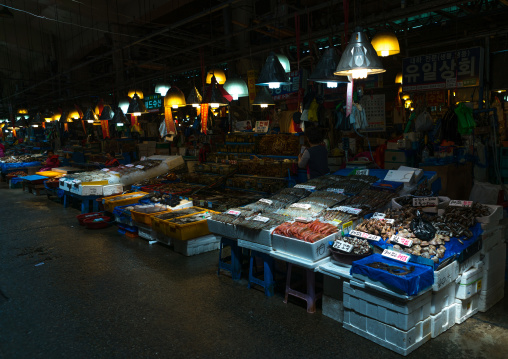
[105,151,120,167]
[40,150,60,171]
[298,126,329,179]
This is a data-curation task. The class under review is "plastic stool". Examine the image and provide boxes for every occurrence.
[217,237,242,280]
[283,263,322,313]
[248,250,275,297]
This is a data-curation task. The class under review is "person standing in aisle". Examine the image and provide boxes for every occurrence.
[298,126,329,179]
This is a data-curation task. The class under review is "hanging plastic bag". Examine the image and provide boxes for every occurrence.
[410,210,436,241]
[415,110,433,132]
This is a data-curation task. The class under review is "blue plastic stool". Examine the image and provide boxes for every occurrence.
[217,237,242,280]
[248,250,275,297]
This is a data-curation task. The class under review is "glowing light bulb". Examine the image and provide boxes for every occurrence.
[192,104,200,108]
[133,112,141,116]
[210,103,220,108]
[117,123,124,127]
[326,82,338,88]
[172,105,178,109]
[381,50,389,57]
[352,69,368,79]
[260,104,268,108]
[268,83,280,89]
[232,94,239,100]
[87,120,93,123]
[32,124,39,128]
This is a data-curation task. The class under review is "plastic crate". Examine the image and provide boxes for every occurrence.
[164,211,218,241]
[103,192,148,212]
[131,209,172,226]
[152,207,208,237]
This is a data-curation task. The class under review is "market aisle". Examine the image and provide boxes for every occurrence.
[1,185,508,359]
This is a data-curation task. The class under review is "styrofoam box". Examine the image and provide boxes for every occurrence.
[482,242,507,270]
[271,232,333,262]
[173,234,220,256]
[459,251,481,274]
[156,233,173,246]
[103,184,123,197]
[322,295,344,323]
[430,303,456,338]
[431,281,456,315]
[343,310,431,356]
[476,204,503,224]
[455,294,479,324]
[78,185,103,196]
[456,262,483,300]
[343,281,431,331]
[481,225,504,254]
[237,227,274,247]
[207,219,237,239]
[138,226,157,242]
[478,279,505,312]
[433,260,459,292]
[481,261,506,291]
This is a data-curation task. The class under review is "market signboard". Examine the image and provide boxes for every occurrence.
[271,69,307,100]
[402,47,483,91]
[144,93,162,112]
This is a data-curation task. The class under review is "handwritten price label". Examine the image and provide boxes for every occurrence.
[125,164,134,167]
[349,230,381,242]
[332,240,354,253]
[372,212,386,219]
[252,215,270,223]
[382,249,411,263]
[384,219,395,224]
[327,188,345,194]
[259,199,273,205]
[449,200,473,207]
[101,168,109,171]
[227,210,241,216]
[413,197,439,207]
[294,184,316,190]
[356,169,369,175]
[290,203,312,210]
[390,234,413,247]
[338,206,363,215]
[295,217,312,223]
[342,221,353,232]
[135,165,145,169]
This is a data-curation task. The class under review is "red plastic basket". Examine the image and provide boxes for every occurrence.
[76,212,104,226]
[83,216,111,229]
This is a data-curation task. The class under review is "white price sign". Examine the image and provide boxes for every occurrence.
[356,169,369,175]
[390,234,413,247]
[449,200,473,207]
[295,217,312,223]
[372,212,386,220]
[412,197,439,207]
[252,215,270,223]
[338,206,363,215]
[290,203,312,210]
[294,184,316,190]
[101,168,109,171]
[259,199,273,205]
[332,240,354,253]
[327,188,345,194]
[227,210,241,216]
[125,164,134,167]
[135,165,145,169]
[384,219,395,224]
[382,249,411,263]
[349,230,381,242]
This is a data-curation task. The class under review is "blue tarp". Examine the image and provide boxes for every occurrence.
[351,253,434,296]
[0,161,41,173]
[18,175,48,181]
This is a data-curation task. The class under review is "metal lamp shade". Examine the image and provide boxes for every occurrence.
[206,69,226,84]
[223,77,248,100]
[309,48,350,87]
[186,86,202,107]
[257,51,291,88]
[205,82,228,107]
[113,108,128,125]
[334,27,386,79]
[155,83,171,96]
[15,116,27,127]
[164,87,186,108]
[83,107,97,123]
[371,31,400,57]
[100,105,114,120]
[126,93,147,114]
[252,86,275,107]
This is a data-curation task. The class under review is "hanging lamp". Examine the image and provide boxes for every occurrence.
[186,86,202,107]
[118,98,130,114]
[100,105,114,121]
[308,48,350,88]
[126,93,148,116]
[252,86,275,108]
[127,89,144,99]
[66,110,81,122]
[206,69,226,84]
[31,112,42,127]
[155,83,171,96]
[113,108,128,127]
[83,108,96,123]
[17,108,28,115]
[257,51,291,88]
[164,87,187,108]
[371,31,400,57]
[395,72,403,84]
[223,76,249,100]
[334,27,386,79]
[204,77,229,108]
[275,53,290,73]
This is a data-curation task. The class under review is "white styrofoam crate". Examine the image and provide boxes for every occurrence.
[476,204,503,224]
[455,294,479,324]
[459,252,481,274]
[478,279,505,312]
[431,281,456,315]
[433,260,459,292]
[237,239,271,254]
[237,227,274,247]
[103,184,123,197]
[343,310,431,356]
[430,303,456,338]
[482,242,507,270]
[456,262,483,300]
[138,227,157,242]
[481,225,503,255]
[343,282,431,331]
[206,219,237,239]
[271,232,333,262]
[322,295,344,323]
[481,261,506,291]
[156,233,173,246]
[173,234,220,256]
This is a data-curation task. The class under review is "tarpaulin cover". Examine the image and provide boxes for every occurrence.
[351,253,434,296]
[0,161,41,172]
[18,175,48,181]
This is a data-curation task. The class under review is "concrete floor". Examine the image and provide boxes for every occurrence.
[1,184,508,359]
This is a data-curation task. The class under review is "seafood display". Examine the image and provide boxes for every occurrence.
[342,189,396,211]
[169,213,210,224]
[244,198,288,213]
[235,212,290,231]
[333,236,371,255]
[6,170,28,177]
[322,209,361,224]
[132,172,178,187]
[152,208,203,221]
[411,179,432,196]
[356,218,397,240]
[273,220,338,243]
[283,203,325,218]
[275,187,309,199]
[258,134,300,156]
[307,190,348,204]
[127,203,170,213]
[0,154,42,163]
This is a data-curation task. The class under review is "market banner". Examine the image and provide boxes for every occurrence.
[247,70,258,104]
[164,107,176,134]
[402,47,484,91]
[64,123,69,132]
[101,119,110,138]
[200,103,209,134]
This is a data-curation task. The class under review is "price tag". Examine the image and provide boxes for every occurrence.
[327,188,345,194]
[382,249,411,263]
[356,169,369,175]
[384,219,395,224]
[342,220,353,233]
[338,206,363,215]
[252,215,270,223]
[332,240,354,253]
[135,165,145,169]
[290,203,312,210]
[412,197,439,207]
[295,217,312,223]
[125,164,134,167]
[332,219,342,225]
[449,200,473,207]
[101,168,109,171]
[259,199,273,205]
[294,184,316,190]
[390,234,413,247]
[227,210,241,216]
[372,212,386,220]
[349,230,381,242]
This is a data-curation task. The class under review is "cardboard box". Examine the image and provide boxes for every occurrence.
[385,150,408,163]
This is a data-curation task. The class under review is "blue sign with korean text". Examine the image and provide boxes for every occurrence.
[271,69,307,100]
[144,93,162,111]
[402,47,483,91]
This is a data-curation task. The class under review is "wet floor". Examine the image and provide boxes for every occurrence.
[1,184,507,359]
